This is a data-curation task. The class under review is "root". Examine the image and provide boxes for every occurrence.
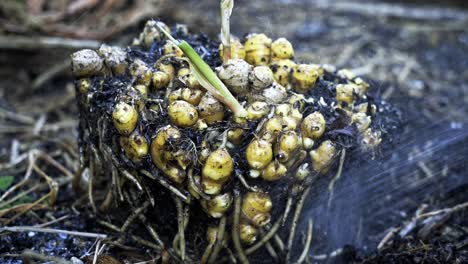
[188,168,210,200]
[140,169,189,203]
[282,195,294,226]
[174,197,186,261]
[99,187,113,212]
[245,217,282,255]
[201,240,215,264]
[232,193,249,264]
[296,218,313,264]
[208,216,227,263]
[121,169,143,191]
[273,234,285,254]
[120,201,150,233]
[264,241,279,260]
[285,186,311,263]
[138,215,165,248]
[111,165,124,202]
[236,172,259,192]
[88,155,97,213]
[327,149,346,208]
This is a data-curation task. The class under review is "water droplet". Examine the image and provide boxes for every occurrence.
[44,239,57,252]
[450,122,462,130]
[71,257,85,264]
[28,231,36,237]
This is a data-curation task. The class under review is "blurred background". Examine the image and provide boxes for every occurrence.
[0,0,467,263]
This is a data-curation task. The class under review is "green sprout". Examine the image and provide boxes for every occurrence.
[156,24,247,119]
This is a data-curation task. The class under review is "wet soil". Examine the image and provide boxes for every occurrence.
[1,0,467,263]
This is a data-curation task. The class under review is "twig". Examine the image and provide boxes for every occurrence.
[398,204,429,237]
[377,227,400,251]
[0,151,36,202]
[131,234,162,250]
[417,161,434,178]
[0,153,28,171]
[311,1,468,21]
[32,59,71,90]
[4,193,50,225]
[104,218,167,259]
[0,121,77,134]
[0,226,107,239]
[92,239,101,264]
[0,35,100,50]
[32,164,59,205]
[0,108,35,124]
[10,139,20,164]
[35,215,70,228]
[0,174,71,212]
[32,115,47,136]
[37,150,75,179]
[335,39,369,67]
[21,250,72,264]
[397,59,417,84]
[418,212,454,240]
[67,0,100,15]
[310,248,344,261]
[97,220,120,232]
[417,201,468,219]
[88,157,97,213]
[0,184,40,209]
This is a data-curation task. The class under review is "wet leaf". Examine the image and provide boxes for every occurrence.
[15,195,35,205]
[0,195,35,210]
[0,176,15,191]
[329,108,352,130]
[327,125,357,137]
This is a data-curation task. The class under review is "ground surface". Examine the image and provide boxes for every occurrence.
[0,0,467,263]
